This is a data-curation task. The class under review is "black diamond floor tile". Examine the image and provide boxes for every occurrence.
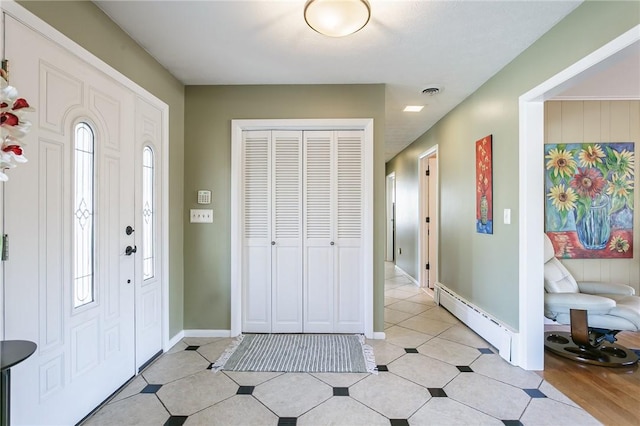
[428,388,447,397]
[333,387,349,396]
[376,365,389,372]
[164,415,188,426]
[478,348,494,354]
[237,385,255,395]
[404,348,419,353]
[524,388,547,398]
[502,421,523,426]
[390,419,410,426]
[185,345,200,351]
[278,417,297,426]
[457,365,473,372]
[140,384,162,394]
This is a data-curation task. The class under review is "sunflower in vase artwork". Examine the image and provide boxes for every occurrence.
[544,142,635,258]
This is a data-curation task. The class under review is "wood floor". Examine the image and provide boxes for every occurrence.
[537,331,640,426]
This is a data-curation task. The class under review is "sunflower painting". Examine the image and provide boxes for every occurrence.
[545,142,634,259]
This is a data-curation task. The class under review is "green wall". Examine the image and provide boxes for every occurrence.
[386,0,640,330]
[18,0,186,337]
[184,85,386,331]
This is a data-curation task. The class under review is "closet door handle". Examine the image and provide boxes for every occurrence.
[330,241,335,246]
[271,241,276,245]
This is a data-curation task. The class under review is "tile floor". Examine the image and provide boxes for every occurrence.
[84,263,600,425]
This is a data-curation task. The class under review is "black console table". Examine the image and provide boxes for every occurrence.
[1,340,37,426]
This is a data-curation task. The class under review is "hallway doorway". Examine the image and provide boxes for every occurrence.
[386,172,396,262]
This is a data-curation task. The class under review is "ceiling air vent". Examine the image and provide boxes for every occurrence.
[422,86,442,96]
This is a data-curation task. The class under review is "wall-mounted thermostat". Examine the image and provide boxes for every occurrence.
[197,190,211,204]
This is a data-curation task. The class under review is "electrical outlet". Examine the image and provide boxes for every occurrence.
[190,209,213,223]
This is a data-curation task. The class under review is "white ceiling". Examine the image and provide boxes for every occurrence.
[554,40,640,100]
[94,0,583,161]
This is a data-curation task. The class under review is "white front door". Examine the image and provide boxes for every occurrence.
[3,15,136,425]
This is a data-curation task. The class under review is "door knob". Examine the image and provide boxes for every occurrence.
[125,245,137,256]
[330,241,335,246]
[271,241,276,245]
[126,226,135,235]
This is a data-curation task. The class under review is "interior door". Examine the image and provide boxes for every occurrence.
[427,157,438,289]
[3,15,136,425]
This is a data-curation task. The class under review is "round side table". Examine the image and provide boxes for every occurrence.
[0,340,37,426]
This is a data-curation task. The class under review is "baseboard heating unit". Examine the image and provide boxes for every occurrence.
[435,284,514,362]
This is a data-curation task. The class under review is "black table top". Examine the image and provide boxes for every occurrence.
[0,340,37,371]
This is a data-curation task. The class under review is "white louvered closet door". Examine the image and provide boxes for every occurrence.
[303,130,365,333]
[243,129,363,334]
[271,131,303,332]
[242,131,272,332]
[335,131,364,332]
[303,131,335,332]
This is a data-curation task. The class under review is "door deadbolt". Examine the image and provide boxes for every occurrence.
[126,226,135,235]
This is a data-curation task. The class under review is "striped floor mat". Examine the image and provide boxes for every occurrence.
[212,334,376,373]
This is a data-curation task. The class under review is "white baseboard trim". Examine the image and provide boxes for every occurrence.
[166,330,185,351]
[183,329,232,338]
[372,332,386,340]
[435,284,516,364]
[394,265,419,286]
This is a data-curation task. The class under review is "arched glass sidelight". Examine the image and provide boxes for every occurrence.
[73,122,95,308]
[142,146,155,280]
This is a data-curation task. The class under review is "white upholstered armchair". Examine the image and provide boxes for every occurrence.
[543,233,640,367]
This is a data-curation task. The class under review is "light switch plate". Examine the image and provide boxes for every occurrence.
[503,208,511,225]
[190,209,213,223]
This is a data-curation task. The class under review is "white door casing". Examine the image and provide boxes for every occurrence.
[4,14,136,425]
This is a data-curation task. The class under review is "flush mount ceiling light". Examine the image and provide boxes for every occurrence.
[304,0,371,37]
[403,105,424,112]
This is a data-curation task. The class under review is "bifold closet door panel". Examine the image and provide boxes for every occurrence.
[243,243,272,332]
[303,131,335,332]
[335,131,365,332]
[242,131,272,332]
[271,131,303,333]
